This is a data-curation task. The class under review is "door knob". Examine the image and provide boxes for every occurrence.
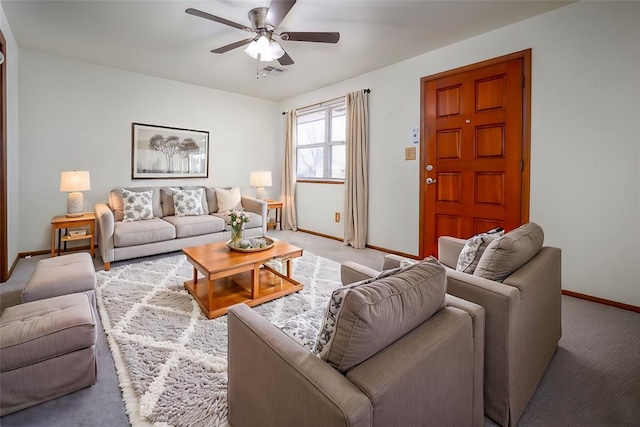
[426,177,437,185]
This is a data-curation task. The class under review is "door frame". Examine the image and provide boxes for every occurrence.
[0,29,7,282]
[419,49,532,258]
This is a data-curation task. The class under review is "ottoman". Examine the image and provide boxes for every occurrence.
[0,293,97,415]
[22,252,96,306]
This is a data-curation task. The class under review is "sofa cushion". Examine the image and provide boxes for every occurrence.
[171,188,205,217]
[114,218,176,247]
[205,187,218,214]
[121,189,154,222]
[456,227,505,274]
[211,211,262,230]
[474,222,544,282]
[315,266,402,356]
[318,258,447,372]
[160,187,176,217]
[109,187,162,221]
[162,215,226,238]
[216,187,243,212]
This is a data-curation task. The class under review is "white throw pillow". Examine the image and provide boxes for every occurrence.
[456,227,505,274]
[216,187,243,212]
[171,188,205,217]
[122,189,154,222]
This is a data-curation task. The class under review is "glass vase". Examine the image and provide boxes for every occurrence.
[231,225,244,246]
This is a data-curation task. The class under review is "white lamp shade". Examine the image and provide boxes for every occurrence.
[60,171,91,192]
[250,171,272,188]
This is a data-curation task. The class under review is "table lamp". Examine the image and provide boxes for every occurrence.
[60,170,91,217]
[250,171,272,200]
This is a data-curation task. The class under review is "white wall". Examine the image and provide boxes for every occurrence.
[279,1,640,306]
[18,50,280,252]
[0,3,20,269]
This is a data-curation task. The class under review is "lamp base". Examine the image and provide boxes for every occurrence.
[67,191,84,217]
[256,187,267,200]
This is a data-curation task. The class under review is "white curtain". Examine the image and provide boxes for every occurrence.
[343,90,369,249]
[280,110,298,231]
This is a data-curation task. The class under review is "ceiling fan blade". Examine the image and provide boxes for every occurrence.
[211,38,254,54]
[278,51,295,66]
[265,0,296,29]
[281,32,340,43]
[186,8,253,32]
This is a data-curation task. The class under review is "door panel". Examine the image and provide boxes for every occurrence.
[421,51,530,257]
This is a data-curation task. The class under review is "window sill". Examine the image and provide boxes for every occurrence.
[297,179,344,185]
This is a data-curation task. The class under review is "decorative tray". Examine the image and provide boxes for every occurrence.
[227,236,275,253]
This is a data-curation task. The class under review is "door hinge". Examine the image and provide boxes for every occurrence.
[521,75,525,88]
[520,159,524,171]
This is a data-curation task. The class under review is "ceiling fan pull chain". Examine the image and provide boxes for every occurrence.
[256,54,260,79]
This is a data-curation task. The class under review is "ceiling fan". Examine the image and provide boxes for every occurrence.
[186,0,340,66]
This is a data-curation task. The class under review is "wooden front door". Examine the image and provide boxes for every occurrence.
[420,50,531,257]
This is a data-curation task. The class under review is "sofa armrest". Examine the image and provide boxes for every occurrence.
[340,261,379,285]
[94,203,115,268]
[227,304,372,427]
[346,307,477,427]
[381,254,411,270]
[438,236,467,268]
[445,294,485,427]
[502,246,562,421]
[241,196,267,236]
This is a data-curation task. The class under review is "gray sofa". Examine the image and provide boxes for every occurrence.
[94,186,267,270]
[227,258,486,427]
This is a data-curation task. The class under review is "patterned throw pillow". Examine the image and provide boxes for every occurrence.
[171,188,205,217]
[122,189,154,222]
[456,227,505,274]
[275,306,326,352]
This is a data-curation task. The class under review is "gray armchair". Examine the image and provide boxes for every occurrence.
[439,222,562,426]
[228,258,486,427]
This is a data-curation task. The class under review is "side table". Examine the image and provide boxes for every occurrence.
[51,213,95,258]
[265,200,283,230]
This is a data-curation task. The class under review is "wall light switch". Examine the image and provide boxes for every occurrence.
[405,147,416,161]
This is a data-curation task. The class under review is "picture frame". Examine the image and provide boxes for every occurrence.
[131,122,209,179]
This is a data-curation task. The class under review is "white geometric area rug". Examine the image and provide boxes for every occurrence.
[95,251,341,427]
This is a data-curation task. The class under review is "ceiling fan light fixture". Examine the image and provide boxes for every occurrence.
[245,35,283,62]
[269,41,285,59]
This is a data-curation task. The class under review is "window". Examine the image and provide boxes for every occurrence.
[296,100,346,180]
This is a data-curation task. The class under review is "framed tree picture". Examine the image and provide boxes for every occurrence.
[131,123,209,179]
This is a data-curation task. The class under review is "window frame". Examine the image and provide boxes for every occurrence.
[295,99,346,182]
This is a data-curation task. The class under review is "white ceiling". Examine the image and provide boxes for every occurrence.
[1,0,571,101]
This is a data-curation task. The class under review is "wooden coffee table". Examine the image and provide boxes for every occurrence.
[182,239,304,319]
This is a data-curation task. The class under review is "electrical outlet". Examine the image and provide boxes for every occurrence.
[335,212,341,222]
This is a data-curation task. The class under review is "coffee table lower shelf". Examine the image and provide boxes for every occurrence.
[184,267,303,319]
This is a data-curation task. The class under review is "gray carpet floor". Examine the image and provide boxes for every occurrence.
[1,230,639,426]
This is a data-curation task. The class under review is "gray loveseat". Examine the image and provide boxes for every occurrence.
[227,258,486,427]
[94,186,267,270]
